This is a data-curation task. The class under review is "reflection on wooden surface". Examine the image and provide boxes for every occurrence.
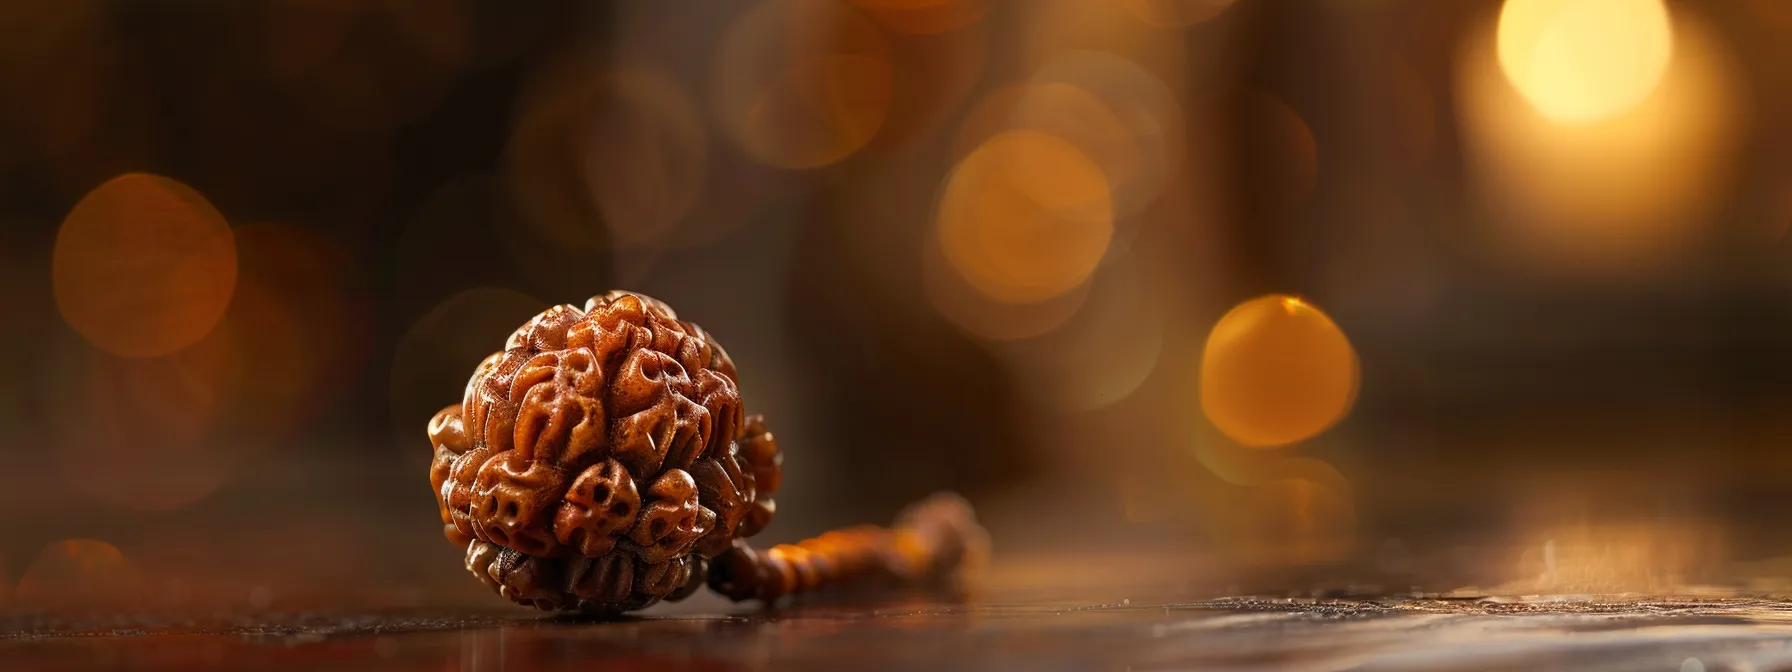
[11,567,1792,671]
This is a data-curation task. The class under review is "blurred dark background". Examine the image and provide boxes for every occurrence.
[6,0,1792,613]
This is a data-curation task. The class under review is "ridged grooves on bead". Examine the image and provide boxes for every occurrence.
[428,291,780,612]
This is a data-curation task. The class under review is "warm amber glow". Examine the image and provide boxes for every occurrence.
[1120,0,1238,28]
[1020,0,1188,88]
[1497,0,1673,124]
[15,539,141,611]
[53,173,237,359]
[582,66,708,249]
[937,130,1114,304]
[924,234,1091,341]
[1008,52,1184,218]
[850,0,989,35]
[1498,522,1725,595]
[952,83,1027,163]
[1491,485,1728,594]
[1460,10,1740,275]
[1201,295,1358,448]
[714,0,892,169]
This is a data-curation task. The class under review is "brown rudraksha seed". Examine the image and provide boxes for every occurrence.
[430,290,986,613]
[428,291,777,612]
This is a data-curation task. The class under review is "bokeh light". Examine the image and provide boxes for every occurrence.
[952,83,1027,162]
[937,130,1114,304]
[714,0,893,169]
[1496,0,1673,125]
[4,0,1788,633]
[581,65,709,250]
[1009,51,1184,218]
[53,173,238,359]
[924,236,1091,342]
[1201,295,1359,448]
[1020,0,1190,99]
[1459,7,1741,274]
[15,539,142,612]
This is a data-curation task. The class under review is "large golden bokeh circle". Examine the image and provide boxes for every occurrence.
[1496,0,1673,124]
[937,130,1114,304]
[1201,295,1358,448]
[53,173,237,358]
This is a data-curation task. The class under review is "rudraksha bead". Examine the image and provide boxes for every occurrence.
[429,291,983,613]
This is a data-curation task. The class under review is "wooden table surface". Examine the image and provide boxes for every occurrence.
[9,570,1792,671]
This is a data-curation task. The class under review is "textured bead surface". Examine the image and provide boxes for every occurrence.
[428,291,779,613]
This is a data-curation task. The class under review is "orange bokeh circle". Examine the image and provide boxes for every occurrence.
[53,173,236,358]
